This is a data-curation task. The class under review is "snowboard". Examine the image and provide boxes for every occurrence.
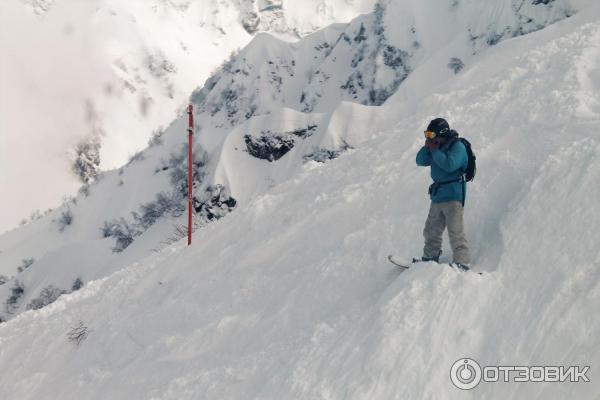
[387,255,412,270]
[387,255,482,275]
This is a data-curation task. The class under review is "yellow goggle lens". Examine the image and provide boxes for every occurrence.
[424,131,436,139]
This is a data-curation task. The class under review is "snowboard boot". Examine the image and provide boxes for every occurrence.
[450,263,470,271]
[415,252,441,263]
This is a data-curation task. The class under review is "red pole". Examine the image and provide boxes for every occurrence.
[187,104,194,246]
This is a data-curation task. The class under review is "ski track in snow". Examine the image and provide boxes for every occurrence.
[1,2,600,400]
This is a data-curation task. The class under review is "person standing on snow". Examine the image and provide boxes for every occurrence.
[415,118,471,270]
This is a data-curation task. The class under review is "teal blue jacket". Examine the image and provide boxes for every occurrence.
[416,140,468,203]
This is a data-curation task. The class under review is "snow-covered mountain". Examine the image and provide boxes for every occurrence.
[0,0,378,234]
[1,0,599,398]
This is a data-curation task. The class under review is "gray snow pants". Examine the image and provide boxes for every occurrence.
[423,201,470,265]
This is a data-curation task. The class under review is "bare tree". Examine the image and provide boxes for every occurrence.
[67,320,90,345]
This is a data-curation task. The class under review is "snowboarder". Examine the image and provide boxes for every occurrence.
[416,118,471,270]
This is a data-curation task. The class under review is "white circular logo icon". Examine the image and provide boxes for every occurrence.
[450,358,482,390]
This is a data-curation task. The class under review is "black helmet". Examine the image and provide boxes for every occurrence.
[426,118,450,137]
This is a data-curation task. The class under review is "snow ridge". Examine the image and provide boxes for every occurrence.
[0,0,378,233]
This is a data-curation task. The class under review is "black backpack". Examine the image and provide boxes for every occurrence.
[450,137,476,182]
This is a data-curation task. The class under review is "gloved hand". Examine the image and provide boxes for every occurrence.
[425,138,440,152]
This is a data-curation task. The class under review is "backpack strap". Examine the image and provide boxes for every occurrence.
[428,176,464,195]
[447,137,468,176]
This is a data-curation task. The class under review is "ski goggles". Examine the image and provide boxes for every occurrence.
[424,128,449,139]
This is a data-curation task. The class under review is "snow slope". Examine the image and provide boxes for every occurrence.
[0,0,581,319]
[1,0,600,398]
[0,0,377,233]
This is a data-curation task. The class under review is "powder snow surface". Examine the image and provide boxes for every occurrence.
[0,1,600,400]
